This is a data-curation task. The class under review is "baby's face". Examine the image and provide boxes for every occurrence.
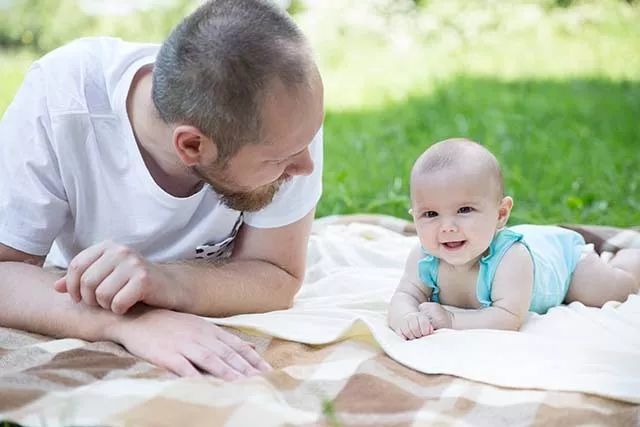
[411,168,503,267]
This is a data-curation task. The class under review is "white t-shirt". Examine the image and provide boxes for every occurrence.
[0,37,323,268]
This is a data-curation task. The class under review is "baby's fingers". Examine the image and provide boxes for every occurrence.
[409,316,423,338]
[410,315,433,338]
[400,323,416,340]
[417,316,432,337]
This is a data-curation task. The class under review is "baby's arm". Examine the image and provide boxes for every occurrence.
[388,244,433,339]
[422,243,534,331]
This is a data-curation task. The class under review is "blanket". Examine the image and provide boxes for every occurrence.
[1,216,639,426]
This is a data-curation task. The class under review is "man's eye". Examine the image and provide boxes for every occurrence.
[424,211,438,218]
[458,206,473,214]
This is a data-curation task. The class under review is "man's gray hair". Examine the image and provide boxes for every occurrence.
[152,0,312,162]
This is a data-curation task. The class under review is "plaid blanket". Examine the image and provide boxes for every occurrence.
[1,216,639,426]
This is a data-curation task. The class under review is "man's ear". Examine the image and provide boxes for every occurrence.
[172,125,218,167]
[497,196,513,228]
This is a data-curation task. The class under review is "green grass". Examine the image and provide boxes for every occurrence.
[0,50,36,110]
[304,0,640,226]
[321,77,640,227]
[1,0,638,226]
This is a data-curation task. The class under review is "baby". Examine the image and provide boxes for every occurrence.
[388,138,640,339]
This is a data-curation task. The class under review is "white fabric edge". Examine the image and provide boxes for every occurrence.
[243,185,322,229]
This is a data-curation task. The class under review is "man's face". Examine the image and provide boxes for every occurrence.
[195,75,324,212]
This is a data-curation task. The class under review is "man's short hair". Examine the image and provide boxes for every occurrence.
[152,0,312,163]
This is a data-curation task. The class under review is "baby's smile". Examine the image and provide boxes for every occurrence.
[441,240,466,250]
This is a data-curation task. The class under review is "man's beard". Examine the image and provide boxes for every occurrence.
[193,165,286,212]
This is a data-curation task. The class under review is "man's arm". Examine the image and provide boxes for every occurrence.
[0,244,270,379]
[164,208,315,316]
[56,209,315,317]
[0,244,96,337]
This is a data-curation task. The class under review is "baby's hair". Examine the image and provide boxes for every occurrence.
[411,138,505,199]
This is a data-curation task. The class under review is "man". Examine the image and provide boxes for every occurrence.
[0,0,324,380]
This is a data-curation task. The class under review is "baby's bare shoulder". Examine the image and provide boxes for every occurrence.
[495,242,534,280]
[503,242,531,263]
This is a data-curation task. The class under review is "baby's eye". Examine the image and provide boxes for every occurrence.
[424,211,438,218]
[458,206,473,214]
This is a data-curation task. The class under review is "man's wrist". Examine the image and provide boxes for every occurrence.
[101,304,152,344]
[99,309,131,344]
[147,263,191,311]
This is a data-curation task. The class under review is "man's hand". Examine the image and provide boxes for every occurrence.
[54,241,175,315]
[106,307,272,380]
[418,302,453,330]
[390,311,434,340]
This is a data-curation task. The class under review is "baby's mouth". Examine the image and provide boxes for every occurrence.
[442,240,466,250]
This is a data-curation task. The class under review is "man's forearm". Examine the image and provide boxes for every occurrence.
[0,261,121,341]
[160,259,301,317]
[0,261,273,379]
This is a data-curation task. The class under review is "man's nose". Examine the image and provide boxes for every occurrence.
[285,148,314,177]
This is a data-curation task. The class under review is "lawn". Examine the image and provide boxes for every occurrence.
[1,0,638,226]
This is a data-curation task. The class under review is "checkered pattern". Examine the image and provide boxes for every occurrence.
[1,216,639,426]
[1,328,638,426]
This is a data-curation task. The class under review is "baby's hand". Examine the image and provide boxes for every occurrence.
[393,312,434,340]
[419,302,453,330]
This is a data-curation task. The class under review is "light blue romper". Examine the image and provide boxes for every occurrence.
[417,225,586,314]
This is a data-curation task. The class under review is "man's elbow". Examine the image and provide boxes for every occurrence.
[271,274,303,311]
[282,276,304,309]
[0,244,45,267]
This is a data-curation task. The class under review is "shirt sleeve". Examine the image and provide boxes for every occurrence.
[0,64,70,256]
[243,127,323,228]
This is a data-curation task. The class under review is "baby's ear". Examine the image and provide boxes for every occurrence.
[497,196,513,228]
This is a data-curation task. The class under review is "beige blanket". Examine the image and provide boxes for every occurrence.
[1,217,639,426]
[217,221,640,403]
